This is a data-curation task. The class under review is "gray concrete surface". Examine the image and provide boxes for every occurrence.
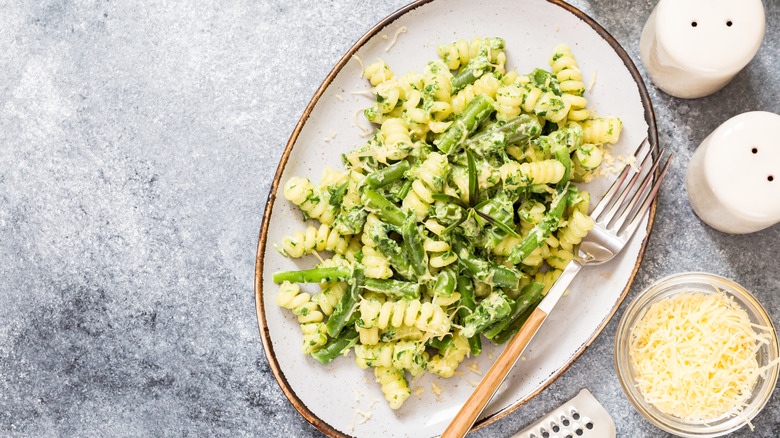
[0,0,778,436]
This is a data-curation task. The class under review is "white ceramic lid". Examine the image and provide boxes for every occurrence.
[656,0,765,74]
[703,111,780,223]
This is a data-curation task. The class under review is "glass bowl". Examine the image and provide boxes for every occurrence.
[615,272,779,437]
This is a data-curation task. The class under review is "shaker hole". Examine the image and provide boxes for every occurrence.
[563,418,570,426]
[576,429,584,436]
[691,21,698,27]
[552,425,560,433]
[586,422,594,430]
[571,411,580,420]
[769,175,774,182]
[727,20,733,27]
[752,147,758,154]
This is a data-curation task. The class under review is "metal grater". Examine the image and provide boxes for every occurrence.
[510,389,616,438]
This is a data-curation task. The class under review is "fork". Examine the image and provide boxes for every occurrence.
[442,138,672,438]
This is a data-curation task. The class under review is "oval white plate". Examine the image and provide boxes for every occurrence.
[255,0,658,436]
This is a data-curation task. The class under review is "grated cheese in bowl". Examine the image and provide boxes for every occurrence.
[629,292,771,422]
[615,273,780,437]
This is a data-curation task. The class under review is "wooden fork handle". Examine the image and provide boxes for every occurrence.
[441,307,548,438]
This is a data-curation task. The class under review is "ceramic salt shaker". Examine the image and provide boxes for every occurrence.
[686,111,780,234]
[639,0,765,99]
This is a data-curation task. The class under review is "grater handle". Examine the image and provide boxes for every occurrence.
[441,308,547,438]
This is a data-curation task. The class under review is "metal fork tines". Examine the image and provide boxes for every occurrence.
[581,138,672,264]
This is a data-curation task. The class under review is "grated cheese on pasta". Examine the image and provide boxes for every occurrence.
[353,109,372,137]
[352,54,365,78]
[356,409,372,424]
[588,68,598,92]
[385,26,408,52]
[629,291,774,422]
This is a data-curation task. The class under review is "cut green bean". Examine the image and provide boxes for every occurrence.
[454,238,520,290]
[457,276,482,356]
[483,282,544,339]
[451,56,490,94]
[431,268,457,297]
[361,188,405,227]
[364,161,411,189]
[363,278,421,300]
[402,214,427,278]
[493,291,544,344]
[326,266,365,338]
[508,187,572,264]
[312,325,359,365]
[426,334,453,351]
[273,267,350,284]
[462,290,512,338]
[435,94,496,154]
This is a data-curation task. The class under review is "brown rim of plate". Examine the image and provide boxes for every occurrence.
[254,0,659,436]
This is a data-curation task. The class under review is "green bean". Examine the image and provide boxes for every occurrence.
[508,187,572,264]
[457,276,482,356]
[462,290,512,338]
[453,238,520,290]
[361,188,405,227]
[363,278,421,300]
[483,282,544,339]
[493,291,544,344]
[435,94,496,154]
[431,268,457,297]
[451,56,490,94]
[364,161,411,189]
[402,214,427,278]
[426,334,452,351]
[326,266,364,338]
[273,267,350,284]
[312,325,359,365]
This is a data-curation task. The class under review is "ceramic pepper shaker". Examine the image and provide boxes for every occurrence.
[686,111,780,234]
[639,0,765,99]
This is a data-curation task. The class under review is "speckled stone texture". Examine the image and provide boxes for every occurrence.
[0,0,777,436]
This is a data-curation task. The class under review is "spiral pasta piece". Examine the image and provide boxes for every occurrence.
[520,243,551,267]
[574,143,603,171]
[424,238,457,268]
[301,322,328,354]
[423,61,453,103]
[281,224,351,258]
[437,39,472,70]
[451,74,502,115]
[558,210,594,251]
[492,235,521,257]
[358,214,394,279]
[277,281,323,324]
[316,281,347,316]
[357,326,380,346]
[500,159,566,189]
[374,366,411,410]
[359,298,452,336]
[403,152,448,220]
[549,44,585,96]
[495,83,524,121]
[427,332,469,378]
[582,117,623,144]
[547,246,574,270]
[364,60,395,86]
[356,341,428,377]
[283,177,336,225]
[535,269,563,294]
[374,118,412,163]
